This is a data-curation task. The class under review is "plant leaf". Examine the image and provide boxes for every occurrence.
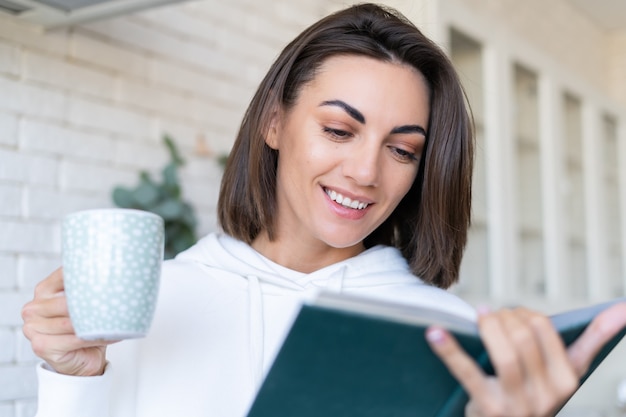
[112,187,135,208]
[164,134,185,166]
[162,163,178,186]
[181,203,197,229]
[172,226,195,254]
[139,171,153,183]
[152,199,184,220]
[133,181,160,208]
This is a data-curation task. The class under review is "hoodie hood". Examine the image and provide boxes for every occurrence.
[176,232,422,293]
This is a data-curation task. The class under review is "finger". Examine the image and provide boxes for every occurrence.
[23,316,75,337]
[30,333,118,361]
[22,294,69,321]
[518,309,578,390]
[515,308,578,410]
[568,302,626,377]
[33,267,65,299]
[426,326,490,399]
[30,335,117,377]
[501,309,547,377]
[477,310,525,390]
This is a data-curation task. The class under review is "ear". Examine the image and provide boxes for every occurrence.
[264,107,282,150]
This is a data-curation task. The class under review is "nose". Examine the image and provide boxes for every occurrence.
[341,142,380,187]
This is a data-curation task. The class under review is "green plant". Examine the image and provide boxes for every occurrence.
[112,135,198,259]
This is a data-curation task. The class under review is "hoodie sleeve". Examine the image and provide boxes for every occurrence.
[35,362,113,417]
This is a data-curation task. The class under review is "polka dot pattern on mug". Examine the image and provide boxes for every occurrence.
[62,209,164,340]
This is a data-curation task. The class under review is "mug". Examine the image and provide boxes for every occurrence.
[62,208,164,340]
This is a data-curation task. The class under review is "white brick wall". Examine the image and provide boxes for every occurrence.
[0,255,17,289]
[0,113,17,146]
[0,41,20,77]
[0,0,327,414]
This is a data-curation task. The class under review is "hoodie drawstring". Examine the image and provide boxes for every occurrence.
[247,266,347,389]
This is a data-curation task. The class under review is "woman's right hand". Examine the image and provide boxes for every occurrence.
[22,267,116,376]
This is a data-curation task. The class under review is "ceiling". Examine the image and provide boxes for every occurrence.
[0,0,187,28]
[566,0,626,31]
[2,0,625,31]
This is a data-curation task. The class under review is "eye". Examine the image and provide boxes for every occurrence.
[322,126,353,140]
[389,146,418,163]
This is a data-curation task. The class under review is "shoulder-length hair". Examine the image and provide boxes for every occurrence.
[218,3,474,289]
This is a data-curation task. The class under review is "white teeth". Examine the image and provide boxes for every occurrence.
[325,188,369,210]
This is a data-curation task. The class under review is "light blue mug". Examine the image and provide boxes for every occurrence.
[62,208,164,340]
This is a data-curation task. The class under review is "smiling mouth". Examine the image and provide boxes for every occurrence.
[324,188,370,210]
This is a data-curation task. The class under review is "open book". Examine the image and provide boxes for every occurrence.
[247,293,626,417]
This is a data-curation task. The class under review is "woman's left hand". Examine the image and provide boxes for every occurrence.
[426,302,626,417]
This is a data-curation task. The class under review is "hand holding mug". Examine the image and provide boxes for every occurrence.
[22,208,164,376]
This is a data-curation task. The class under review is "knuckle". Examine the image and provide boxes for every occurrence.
[531,377,578,415]
[592,316,617,339]
[30,336,49,358]
[480,401,506,417]
[527,313,552,332]
[509,326,533,346]
[33,280,47,297]
[533,392,565,417]
[555,374,579,399]
[532,396,555,417]
[495,351,518,370]
[61,317,74,332]
[22,322,34,340]
[21,302,33,321]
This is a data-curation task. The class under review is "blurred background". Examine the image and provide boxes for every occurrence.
[0,0,624,415]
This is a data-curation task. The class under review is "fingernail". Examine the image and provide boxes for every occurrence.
[426,327,446,345]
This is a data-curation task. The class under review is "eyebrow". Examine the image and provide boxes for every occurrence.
[320,100,365,124]
[391,124,427,136]
[319,99,427,136]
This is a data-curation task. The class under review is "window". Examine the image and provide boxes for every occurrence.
[513,64,544,296]
[449,28,489,296]
[602,114,623,295]
[562,93,587,298]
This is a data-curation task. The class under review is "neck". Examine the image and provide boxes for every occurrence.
[251,231,365,274]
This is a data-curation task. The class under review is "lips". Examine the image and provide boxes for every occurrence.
[324,187,370,210]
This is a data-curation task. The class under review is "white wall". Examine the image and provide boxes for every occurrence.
[0,0,326,414]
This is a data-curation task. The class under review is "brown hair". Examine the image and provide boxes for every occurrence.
[218,3,474,289]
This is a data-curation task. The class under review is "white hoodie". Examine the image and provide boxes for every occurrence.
[35,233,475,417]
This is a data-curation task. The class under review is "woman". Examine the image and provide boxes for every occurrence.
[22,3,626,417]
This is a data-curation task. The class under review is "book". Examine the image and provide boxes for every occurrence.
[246,292,626,417]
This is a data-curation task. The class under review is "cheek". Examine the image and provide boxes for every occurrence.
[395,181,415,207]
[276,134,329,189]
[286,132,337,171]
[388,164,419,202]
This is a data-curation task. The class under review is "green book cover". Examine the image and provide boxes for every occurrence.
[247,293,626,417]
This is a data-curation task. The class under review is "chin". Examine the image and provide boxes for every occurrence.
[318,234,369,250]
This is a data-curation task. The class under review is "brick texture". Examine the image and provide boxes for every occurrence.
[0,112,18,146]
[0,1,326,415]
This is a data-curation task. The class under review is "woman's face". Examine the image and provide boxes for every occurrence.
[264,54,430,259]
